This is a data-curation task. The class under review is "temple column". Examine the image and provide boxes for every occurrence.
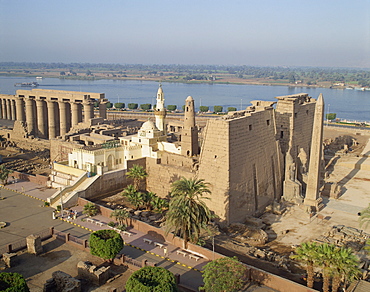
[36,99,47,138]
[6,99,12,120]
[59,101,68,136]
[16,98,25,122]
[25,98,35,134]
[71,102,79,128]
[99,101,107,119]
[10,100,16,120]
[47,101,56,139]
[1,99,7,119]
[83,101,94,122]
[77,103,83,123]
[0,99,2,119]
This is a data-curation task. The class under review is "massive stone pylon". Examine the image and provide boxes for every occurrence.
[304,93,324,211]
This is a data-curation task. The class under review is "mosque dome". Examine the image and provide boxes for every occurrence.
[141,120,158,131]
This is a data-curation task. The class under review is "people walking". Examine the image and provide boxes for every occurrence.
[163,247,168,257]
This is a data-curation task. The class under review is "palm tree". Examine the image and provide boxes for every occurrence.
[126,164,148,191]
[82,202,98,217]
[317,243,336,292]
[110,209,130,226]
[359,203,370,229]
[291,242,319,288]
[331,246,360,292]
[122,185,143,210]
[165,177,212,249]
[142,192,156,210]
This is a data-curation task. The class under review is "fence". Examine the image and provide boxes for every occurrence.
[0,227,53,256]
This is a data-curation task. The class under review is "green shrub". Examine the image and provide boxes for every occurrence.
[128,103,138,110]
[106,102,113,109]
[199,106,209,112]
[108,221,116,227]
[227,107,237,112]
[114,102,125,109]
[126,266,178,292]
[140,103,152,110]
[213,106,223,113]
[0,272,29,292]
[89,229,124,261]
[167,105,177,111]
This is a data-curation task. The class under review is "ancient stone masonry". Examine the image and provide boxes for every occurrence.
[0,89,107,139]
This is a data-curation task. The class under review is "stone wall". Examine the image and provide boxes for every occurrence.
[198,107,284,224]
[145,155,194,197]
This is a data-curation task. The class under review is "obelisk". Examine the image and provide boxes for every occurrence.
[304,93,324,211]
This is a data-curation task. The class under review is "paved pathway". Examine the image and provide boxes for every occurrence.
[1,180,206,290]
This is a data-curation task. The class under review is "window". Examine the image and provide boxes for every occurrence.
[280,131,284,138]
[266,120,270,126]
[249,125,252,131]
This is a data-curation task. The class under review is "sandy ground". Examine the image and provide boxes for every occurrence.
[5,238,132,292]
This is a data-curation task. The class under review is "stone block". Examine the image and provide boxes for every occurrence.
[2,252,16,268]
[27,234,43,255]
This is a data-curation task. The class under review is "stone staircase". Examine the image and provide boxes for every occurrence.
[48,170,80,189]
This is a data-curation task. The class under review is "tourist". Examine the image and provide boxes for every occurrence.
[163,247,168,257]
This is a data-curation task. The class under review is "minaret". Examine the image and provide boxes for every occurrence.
[154,83,166,134]
[304,93,324,211]
[181,96,199,156]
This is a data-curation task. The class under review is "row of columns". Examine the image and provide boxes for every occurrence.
[0,96,106,139]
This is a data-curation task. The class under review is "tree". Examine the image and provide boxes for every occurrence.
[227,107,237,112]
[291,242,319,288]
[82,202,99,217]
[106,102,113,109]
[125,266,178,292]
[110,208,129,226]
[165,177,212,249]
[126,164,148,191]
[330,246,360,292]
[128,103,139,110]
[317,243,336,292]
[122,185,143,210]
[0,272,29,292]
[326,113,337,121]
[89,229,124,262]
[141,192,156,211]
[114,102,125,109]
[150,196,169,213]
[199,106,209,112]
[167,105,177,111]
[359,204,370,229]
[140,103,152,111]
[201,257,248,292]
[0,165,12,185]
[213,106,223,113]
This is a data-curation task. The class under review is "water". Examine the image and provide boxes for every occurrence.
[1,76,369,122]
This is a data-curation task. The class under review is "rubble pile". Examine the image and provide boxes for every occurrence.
[314,225,368,251]
[226,222,268,246]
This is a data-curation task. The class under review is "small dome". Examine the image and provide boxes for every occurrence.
[157,84,163,95]
[186,96,193,101]
[141,120,158,131]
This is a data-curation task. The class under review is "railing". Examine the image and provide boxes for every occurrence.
[34,228,53,240]
[125,256,142,268]
[10,238,27,253]
[69,234,84,245]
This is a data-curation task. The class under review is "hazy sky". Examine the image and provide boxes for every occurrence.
[1,0,369,67]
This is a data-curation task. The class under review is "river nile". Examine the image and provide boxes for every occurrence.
[1,76,369,122]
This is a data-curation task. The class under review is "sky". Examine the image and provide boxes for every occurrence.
[0,0,369,68]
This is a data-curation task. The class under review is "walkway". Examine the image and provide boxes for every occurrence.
[2,180,206,290]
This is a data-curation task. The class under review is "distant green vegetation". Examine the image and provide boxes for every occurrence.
[1,62,370,87]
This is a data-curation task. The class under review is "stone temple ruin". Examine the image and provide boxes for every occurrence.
[0,87,325,225]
